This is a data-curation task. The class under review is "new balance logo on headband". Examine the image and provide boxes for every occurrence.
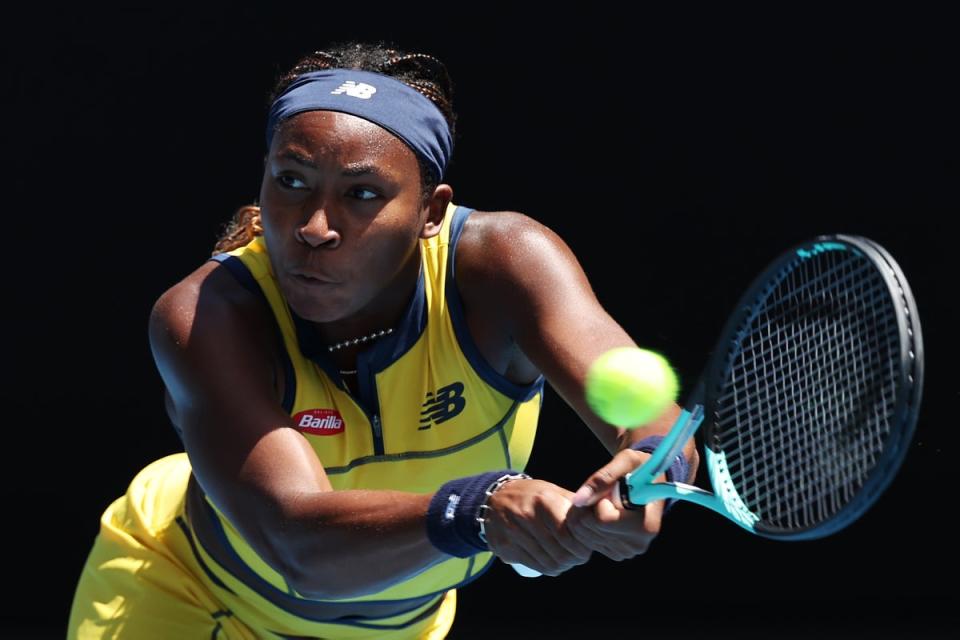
[330,81,377,99]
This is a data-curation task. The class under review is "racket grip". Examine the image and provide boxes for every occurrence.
[510,562,542,577]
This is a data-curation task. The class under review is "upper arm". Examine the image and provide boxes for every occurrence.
[459,212,648,453]
[148,262,332,574]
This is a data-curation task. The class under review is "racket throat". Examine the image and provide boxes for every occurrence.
[623,456,761,532]
[631,405,705,485]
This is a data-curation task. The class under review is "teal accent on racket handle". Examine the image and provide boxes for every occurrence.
[622,404,705,508]
[627,478,714,505]
[625,453,759,531]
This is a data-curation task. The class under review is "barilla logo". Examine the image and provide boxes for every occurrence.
[293,409,345,436]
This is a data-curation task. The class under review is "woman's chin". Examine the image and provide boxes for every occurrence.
[283,289,352,323]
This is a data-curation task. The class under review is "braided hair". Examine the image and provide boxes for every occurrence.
[213,41,457,255]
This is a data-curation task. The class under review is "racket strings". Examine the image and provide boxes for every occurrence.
[716,325,897,450]
[719,370,895,479]
[749,254,895,527]
[712,248,903,532]
[728,284,894,377]
[727,400,891,521]
[716,307,897,423]
[728,258,882,362]
[747,252,875,325]
[718,256,897,439]
[754,255,896,527]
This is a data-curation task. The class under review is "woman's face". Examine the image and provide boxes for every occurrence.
[259,110,433,324]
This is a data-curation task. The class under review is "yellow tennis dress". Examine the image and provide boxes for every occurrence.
[68,203,544,638]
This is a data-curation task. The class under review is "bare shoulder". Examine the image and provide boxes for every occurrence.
[456,209,589,299]
[151,261,253,343]
[456,210,569,281]
[149,258,278,392]
[458,209,536,240]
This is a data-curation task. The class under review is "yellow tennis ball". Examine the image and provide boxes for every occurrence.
[585,347,679,428]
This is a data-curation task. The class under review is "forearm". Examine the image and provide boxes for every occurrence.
[278,489,447,599]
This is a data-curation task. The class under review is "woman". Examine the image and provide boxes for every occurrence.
[68,41,697,639]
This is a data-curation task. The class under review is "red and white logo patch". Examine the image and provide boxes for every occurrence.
[292,409,345,436]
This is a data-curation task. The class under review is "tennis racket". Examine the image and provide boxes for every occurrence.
[512,234,923,577]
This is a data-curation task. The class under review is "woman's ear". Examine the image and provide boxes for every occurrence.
[420,184,453,239]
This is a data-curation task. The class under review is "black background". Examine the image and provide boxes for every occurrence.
[4,4,958,638]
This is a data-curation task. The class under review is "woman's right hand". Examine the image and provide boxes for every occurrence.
[480,479,593,576]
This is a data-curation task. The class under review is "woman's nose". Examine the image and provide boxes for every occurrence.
[296,205,341,248]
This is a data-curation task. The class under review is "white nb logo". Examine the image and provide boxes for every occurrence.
[330,81,377,99]
[444,494,460,521]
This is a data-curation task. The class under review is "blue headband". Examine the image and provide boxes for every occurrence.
[266,69,453,181]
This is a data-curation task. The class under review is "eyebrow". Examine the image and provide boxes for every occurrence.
[278,150,392,179]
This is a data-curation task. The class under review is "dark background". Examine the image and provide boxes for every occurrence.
[4,4,957,638]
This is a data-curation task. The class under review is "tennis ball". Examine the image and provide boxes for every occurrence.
[585,347,679,428]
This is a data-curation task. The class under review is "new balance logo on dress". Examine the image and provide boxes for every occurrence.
[419,382,466,430]
[330,81,377,99]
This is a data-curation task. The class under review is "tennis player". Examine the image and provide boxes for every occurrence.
[68,41,698,639]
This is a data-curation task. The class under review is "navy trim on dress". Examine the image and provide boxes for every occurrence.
[185,478,493,626]
[269,595,446,635]
[175,516,236,595]
[289,266,427,416]
[210,253,259,293]
[445,207,546,402]
[322,400,522,475]
[208,254,297,412]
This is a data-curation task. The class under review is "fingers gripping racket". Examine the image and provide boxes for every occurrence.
[513,235,923,576]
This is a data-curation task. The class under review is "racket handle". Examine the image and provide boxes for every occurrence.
[510,562,541,577]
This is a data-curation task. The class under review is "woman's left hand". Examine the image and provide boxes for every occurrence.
[565,448,666,561]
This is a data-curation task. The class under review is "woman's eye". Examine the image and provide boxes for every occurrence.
[276,175,307,190]
[351,187,380,201]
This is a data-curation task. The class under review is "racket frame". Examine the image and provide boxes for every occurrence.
[619,235,923,540]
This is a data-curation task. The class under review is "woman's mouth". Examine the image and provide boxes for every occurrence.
[290,271,340,288]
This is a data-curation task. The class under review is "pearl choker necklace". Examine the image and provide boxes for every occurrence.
[326,328,394,353]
